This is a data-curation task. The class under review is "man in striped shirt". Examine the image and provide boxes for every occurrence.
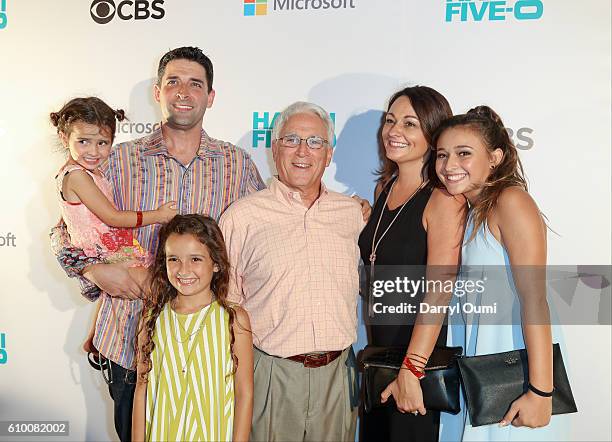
[52,46,264,441]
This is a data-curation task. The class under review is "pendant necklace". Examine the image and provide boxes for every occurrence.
[368,178,428,316]
[170,298,215,373]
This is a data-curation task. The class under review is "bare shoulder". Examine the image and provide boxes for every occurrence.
[428,187,466,214]
[491,186,544,234]
[63,168,95,185]
[374,181,385,201]
[229,303,251,331]
[495,186,540,219]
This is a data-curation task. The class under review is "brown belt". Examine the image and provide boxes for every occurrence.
[286,350,343,368]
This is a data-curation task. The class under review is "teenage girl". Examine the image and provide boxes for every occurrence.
[132,214,253,442]
[397,106,563,441]
[51,96,177,356]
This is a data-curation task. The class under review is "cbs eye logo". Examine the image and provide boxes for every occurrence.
[90,0,165,25]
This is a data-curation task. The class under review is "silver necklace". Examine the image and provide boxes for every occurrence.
[368,178,427,315]
[170,300,214,373]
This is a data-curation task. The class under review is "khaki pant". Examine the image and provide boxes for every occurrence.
[251,347,359,442]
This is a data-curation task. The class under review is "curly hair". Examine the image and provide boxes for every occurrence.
[50,96,125,143]
[432,105,528,242]
[138,214,238,382]
[376,86,453,189]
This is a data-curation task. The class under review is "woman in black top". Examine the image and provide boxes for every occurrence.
[359,86,465,442]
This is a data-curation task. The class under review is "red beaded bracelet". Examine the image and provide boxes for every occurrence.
[402,355,426,379]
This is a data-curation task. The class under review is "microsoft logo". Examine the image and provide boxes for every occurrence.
[244,0,267,16]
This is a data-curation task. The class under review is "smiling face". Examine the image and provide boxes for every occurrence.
[165,233,218,301]
[272,112,332,199]
[435,126,503,203]
[381,96,430,166]
[154,59,215,130]
[61,121,113,171]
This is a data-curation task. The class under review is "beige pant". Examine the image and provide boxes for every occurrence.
[251,347,359,442]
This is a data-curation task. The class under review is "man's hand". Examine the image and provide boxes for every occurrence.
[352,195,372,222]
[82,262,143,300]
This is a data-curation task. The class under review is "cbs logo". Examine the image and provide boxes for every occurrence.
[90,0,165,25]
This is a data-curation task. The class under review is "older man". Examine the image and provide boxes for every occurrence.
[219,102,364,441]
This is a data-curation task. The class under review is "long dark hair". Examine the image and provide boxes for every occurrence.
[376,86,453,189]
[138,214,238,381]
[50,96,125,142]
[432,105,528,241]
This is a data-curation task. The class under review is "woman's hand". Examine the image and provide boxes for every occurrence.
[500,390,552,428]
[380,369,426,415]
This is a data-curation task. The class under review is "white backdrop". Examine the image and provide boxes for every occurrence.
[0,1,610,440]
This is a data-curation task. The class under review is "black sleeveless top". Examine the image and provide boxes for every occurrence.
[358,177,447,347]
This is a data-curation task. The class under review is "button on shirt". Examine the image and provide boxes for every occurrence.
[72,127,264,368]
[219,177,364,358]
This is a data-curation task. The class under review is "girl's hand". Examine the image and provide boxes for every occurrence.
[380,369,426,415]
[500,390,552,428]
[155,201,177,223]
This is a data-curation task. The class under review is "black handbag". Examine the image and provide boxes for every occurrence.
[457,343,578,427]
[360,345,463,414]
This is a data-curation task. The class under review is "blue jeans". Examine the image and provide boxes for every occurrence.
[106,360,136,442]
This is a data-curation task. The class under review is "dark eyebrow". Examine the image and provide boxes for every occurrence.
[165,75,205,84]
[386,111,419,121]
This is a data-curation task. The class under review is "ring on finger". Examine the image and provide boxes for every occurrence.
[412,411,419,416]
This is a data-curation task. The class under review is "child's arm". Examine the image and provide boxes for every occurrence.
[132,315,149,442]
[63,169,176,227]
[232,306,253,442]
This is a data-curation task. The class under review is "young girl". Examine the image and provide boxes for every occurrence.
[397,105,564,441]
[51,96,177,357]
[132,214,253,442]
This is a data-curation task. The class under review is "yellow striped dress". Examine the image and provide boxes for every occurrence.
[145,301,234,441]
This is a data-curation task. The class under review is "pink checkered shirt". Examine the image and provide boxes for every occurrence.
[219,177,364,358]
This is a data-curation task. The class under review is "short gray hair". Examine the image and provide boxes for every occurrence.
[271,101,334,143]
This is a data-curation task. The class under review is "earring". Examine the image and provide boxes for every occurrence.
[490,164,495,170]
[213,265,219,272]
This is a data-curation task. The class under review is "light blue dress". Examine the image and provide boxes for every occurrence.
[439,216,570,442]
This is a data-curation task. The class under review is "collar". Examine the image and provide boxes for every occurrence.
[269,176,329,208]
[142,126,226,159]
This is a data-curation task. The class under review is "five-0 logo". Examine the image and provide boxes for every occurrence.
[252,111,336,148]
[0,333,6,364]
[446,0,543,22]
[90,0,165,25]
[0,0,7,30]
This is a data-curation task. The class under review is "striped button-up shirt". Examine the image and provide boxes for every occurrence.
[219,177,364,358]
[56,127,264,368]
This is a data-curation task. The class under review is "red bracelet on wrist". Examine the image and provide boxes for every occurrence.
[135,211,143,228]
[402,355,426,379]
